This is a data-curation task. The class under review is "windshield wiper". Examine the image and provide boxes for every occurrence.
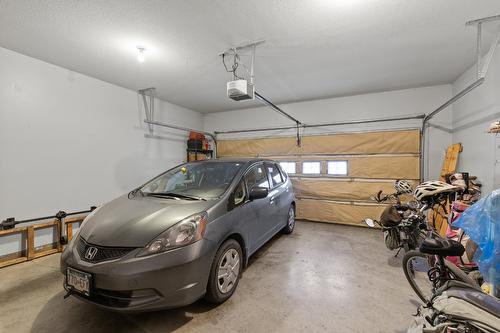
[146,193,180,200]
[158,192,207,201]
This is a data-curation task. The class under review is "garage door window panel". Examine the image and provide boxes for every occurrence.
[279,162,296,175]
[327,161,348,176]
[302,161,321,175]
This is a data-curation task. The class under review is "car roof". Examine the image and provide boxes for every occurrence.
[188,158,276,165]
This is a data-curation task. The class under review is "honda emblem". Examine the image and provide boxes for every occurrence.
[84,246,98,260]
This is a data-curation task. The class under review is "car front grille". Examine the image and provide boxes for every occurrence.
[76,237,135,263]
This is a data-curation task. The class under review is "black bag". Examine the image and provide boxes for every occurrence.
[379,205,402,226]
[187,139,203,150]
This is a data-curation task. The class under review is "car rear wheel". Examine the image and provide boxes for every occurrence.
[205,239,242,304]
[281,205,295,234]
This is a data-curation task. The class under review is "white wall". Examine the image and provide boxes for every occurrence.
[205,85,453,180]
[452,49,500,195]
[0,47,203,221]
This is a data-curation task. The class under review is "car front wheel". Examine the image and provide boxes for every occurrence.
[205,239,242,304]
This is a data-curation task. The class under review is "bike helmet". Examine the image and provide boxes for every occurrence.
[395,180,413,194]
[414,181,459,202]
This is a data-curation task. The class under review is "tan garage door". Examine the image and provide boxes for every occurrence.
[217,129,420,227]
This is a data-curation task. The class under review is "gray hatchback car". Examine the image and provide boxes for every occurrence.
[61,158,295,311]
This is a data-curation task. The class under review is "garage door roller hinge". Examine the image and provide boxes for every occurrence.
[138,87,156,133]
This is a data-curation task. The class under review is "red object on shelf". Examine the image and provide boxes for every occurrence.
[189,131,205,141]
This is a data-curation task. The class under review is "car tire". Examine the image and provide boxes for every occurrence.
[281,205,295,234]
[204,239,243,304]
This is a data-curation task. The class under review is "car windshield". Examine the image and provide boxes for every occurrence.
[140,162,243,200]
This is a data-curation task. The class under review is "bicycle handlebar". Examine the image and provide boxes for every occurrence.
[372,190,403,204]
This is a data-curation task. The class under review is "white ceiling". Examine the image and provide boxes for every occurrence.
[1,0,499,113]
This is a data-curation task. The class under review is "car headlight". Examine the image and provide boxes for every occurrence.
[137,212,207,257]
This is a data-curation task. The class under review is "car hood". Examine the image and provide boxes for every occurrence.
[79,194,215,247]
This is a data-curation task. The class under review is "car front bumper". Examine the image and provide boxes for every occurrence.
[60,237,217,312]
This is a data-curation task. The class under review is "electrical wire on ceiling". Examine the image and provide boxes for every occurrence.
[222,50,245,80]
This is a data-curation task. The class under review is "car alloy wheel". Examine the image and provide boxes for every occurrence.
[288,207,295,229]
[217,248,240,294]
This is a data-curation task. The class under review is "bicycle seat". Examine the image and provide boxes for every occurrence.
[419,237,465,257]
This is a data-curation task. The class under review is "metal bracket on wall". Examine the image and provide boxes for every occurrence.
[138,87,218,156]
[138,87,156,133]
[466,14,500,80]
[420,14,500,182]
[426,14,500,125]
[144,119,218,157]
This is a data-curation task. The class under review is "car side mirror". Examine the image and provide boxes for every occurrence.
[249,187,268,201]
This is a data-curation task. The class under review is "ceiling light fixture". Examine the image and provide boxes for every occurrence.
[137,46,146,63]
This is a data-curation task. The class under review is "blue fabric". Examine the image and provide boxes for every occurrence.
[455,189,500,287]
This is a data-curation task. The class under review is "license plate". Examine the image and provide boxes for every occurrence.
[67,267,91,296]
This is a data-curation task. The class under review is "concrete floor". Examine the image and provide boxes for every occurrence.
[0,221,421,333]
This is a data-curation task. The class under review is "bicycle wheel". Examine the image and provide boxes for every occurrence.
[402,250,434,303]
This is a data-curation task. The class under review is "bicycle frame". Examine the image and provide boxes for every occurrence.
[422,230,479,292]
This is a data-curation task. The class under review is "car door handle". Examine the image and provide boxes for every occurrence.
[269,196,275,205]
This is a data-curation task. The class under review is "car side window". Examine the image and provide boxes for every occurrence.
[244,164,270,192]
[267,163,284,188]
[233,180,247,206]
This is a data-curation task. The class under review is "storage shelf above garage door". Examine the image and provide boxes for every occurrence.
[217,129,420,227]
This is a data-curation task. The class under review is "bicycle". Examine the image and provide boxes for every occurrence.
[363,189,427,255]
[402,231,481,304]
